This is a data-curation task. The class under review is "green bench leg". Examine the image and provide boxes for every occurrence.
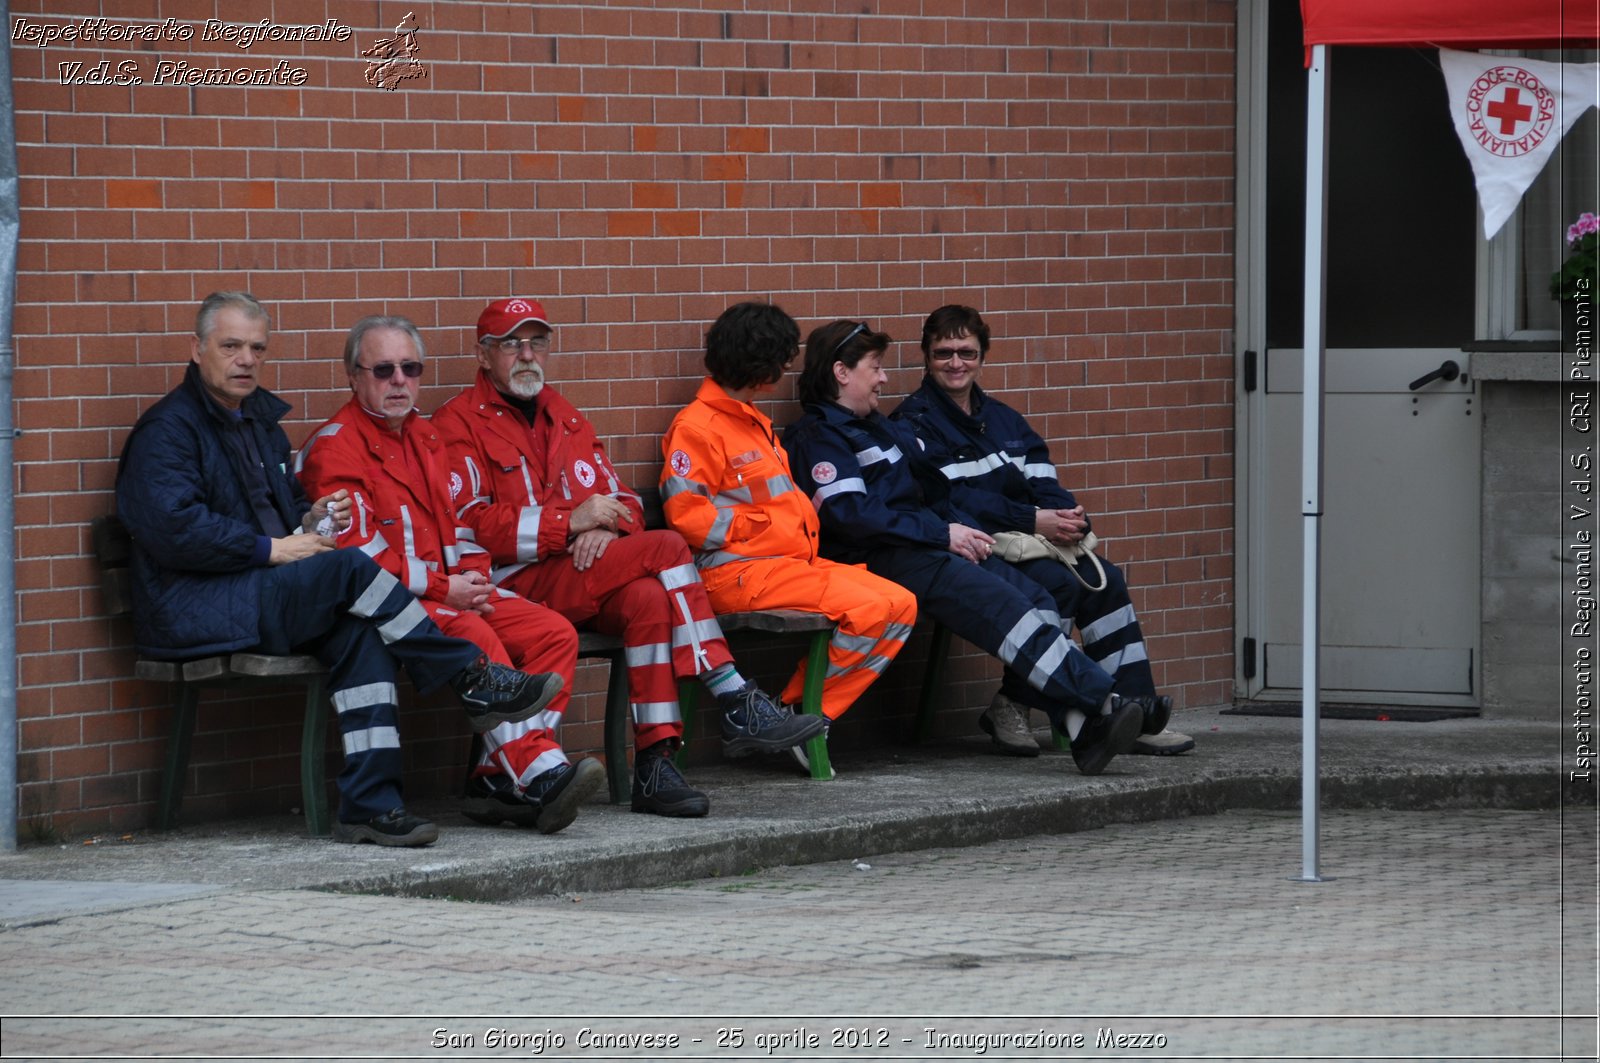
[156,683,200,831]
[1051,723,1071,751]
[300,675,331,836]
[913,623,953,743]
[797,629,833,780]
[602,650,633,804]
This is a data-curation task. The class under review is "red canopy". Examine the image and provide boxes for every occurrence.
[1301,0,1599,50]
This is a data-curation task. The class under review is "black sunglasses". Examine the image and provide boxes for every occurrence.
[830,321,870,359]
[354,360,425,380]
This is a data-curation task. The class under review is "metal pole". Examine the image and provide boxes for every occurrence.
[1298,44,1331,883]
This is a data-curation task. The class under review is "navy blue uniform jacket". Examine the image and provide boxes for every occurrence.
[115,364,309,658]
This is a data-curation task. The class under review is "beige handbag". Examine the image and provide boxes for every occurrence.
[990,530,1108,591]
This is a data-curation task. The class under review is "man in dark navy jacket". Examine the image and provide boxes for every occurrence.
[115,292,565,847]
[892,304,1193,758]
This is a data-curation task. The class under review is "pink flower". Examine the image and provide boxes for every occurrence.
[1570,212,1600,246]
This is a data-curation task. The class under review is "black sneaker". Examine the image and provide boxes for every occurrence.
[451,654,565,733]
[1069,694,1143,776]
[631,740,710,817]
[462,759,603,835]
[1129,694,1172,735]
[332,807,438,847]
[719,681,826,756]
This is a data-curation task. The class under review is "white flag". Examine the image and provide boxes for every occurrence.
[1439,49,1600,239]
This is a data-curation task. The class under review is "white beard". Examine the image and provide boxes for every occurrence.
[506,365,544,399]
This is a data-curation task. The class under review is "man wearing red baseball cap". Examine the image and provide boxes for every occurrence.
[432,299,823,819]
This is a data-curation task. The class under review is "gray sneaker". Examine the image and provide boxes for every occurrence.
[1131,729,1196,755]
[978,692,1041,757]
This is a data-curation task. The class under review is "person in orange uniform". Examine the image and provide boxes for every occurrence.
[297,315,601,836]
[661,302,918,774]
[431,299,822,818]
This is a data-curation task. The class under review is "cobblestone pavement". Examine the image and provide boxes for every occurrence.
[1,806,1594,1061]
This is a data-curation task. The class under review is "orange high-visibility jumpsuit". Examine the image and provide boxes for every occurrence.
[661,379,916,720]
[297,399,580,788]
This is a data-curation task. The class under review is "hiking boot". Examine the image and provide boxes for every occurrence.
[720,681,826,756]
[333,807,438,847]
[787,718,835,780]
[451,654,564,733]
[978,692,1041,757]
[1132,729,1196,756]
[1069,694,1143,776]
[631,740,710,817]
[1128,694,1173,736]
[462,759,603,835]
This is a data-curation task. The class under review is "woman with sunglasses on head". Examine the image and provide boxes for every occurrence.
[891,305,1190,759]
[783,320,1144,776]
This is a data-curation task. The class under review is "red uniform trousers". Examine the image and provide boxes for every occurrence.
[700,555,917,720]
[499,529,732,751]
[423,595,579,788]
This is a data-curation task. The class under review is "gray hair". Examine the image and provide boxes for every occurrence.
[195,291,269,342]
[343,315,426,373]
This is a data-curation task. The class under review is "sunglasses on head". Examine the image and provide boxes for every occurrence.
[830,321,870,359]
[354,361,425,380]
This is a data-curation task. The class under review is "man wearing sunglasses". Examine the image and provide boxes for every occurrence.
[892,304,1194,758]
[298,316,600,835]
[116,294,567,848]
[432,299,813,820]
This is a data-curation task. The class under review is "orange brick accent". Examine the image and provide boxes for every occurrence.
[13,0,1237,836]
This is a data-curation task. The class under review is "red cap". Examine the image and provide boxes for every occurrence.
[476,298,552,342]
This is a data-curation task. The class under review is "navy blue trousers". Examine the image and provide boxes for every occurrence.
[864,546,1114,729]
[1006,554,1156,699]
[255,549,480,822]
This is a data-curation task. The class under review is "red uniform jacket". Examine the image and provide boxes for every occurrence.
[296,399,489,601]
[431,370,643,583]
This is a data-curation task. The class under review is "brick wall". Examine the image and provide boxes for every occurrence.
[10,0,1236,835]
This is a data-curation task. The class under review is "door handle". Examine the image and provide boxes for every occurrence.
[1407,359,1460,391]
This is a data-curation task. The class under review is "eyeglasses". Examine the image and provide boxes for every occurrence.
[830,321,870,359]
[492,336,551,354]
[354,360,425,380]
[930,347,982,363]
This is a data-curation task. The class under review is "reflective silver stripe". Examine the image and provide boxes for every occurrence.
[831,630,879,656]
[826,652,895,681]
[1027,632,1073,692]
[854,444,902,467]
[660,475,708,500]
[625,641,673,669]
[353,490,369,539]
[400,504,416,558]
[493,586,519,599]
[517,505,541,562]
[358,531,388,559]
[765,474,794,497]
[342,725,401,755]
[457,540,488,558]
[490,561,528,584]
[860,652,894,676]
[615,488,642,508]
[703,506,733,550]
[455,457,485,521]
[939,451,1009,481]
[882,621,915,645]
[658,563,701,592]
[403,557,429,596]
[694,548,764,570]
[813,477,866,506]
[332,682,397,714]
[1023,462,1057,480]
[1081,605,1136,645]
[511,748,570,788]
[350,569,402,618]
[670,598,721,671]
[455,526,477,542]
[1039,607,1064,632]
[442,543,461,567]
[293,422,343,474]
[713,485,753,505]
[480,711,563,752]
[632,700,682,725]
[519,456,536,506]
[376,598,430,644]
[1095,642,1148,674]
[999,609,1051,668]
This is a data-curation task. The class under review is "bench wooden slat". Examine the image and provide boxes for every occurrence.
[716,609,835,635]
[229,653,326,678]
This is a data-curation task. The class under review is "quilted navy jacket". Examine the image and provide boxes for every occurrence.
[115,364,309,658]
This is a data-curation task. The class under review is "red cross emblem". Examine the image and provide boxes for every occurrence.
[1465,66,1554,158]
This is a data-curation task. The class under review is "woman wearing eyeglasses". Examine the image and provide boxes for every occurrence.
[890,305,1192,759]
[783,319,1144,776]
